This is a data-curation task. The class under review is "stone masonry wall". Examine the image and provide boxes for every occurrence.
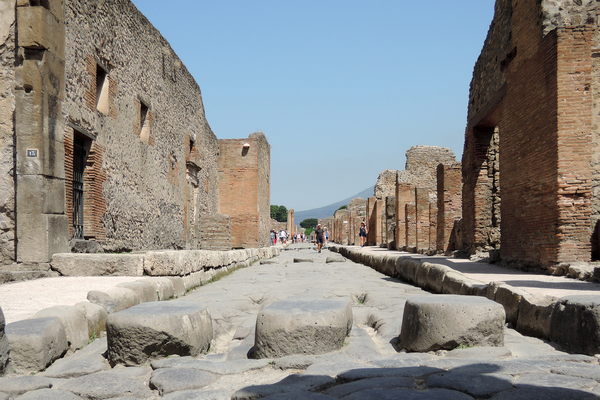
[62,0,220,252]
[0,1,16,264]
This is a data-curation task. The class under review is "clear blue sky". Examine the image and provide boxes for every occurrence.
[131,0,496,211]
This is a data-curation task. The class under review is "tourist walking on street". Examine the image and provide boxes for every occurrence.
[359,221,367,247]
[315,224,324,253]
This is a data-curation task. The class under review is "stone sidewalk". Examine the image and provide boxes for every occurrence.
[1,244,600,399]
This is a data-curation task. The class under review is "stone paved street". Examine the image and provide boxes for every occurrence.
[2,244,600,399]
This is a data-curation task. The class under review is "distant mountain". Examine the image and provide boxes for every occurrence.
[294,186,374,223]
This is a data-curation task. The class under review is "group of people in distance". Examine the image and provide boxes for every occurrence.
[271,221,368,251]
[270,229,307,245]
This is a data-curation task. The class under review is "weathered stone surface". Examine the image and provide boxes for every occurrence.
[138,277,176,301]
[152,356,271,375]
[33,305,88,351]
[87,287,140,314]
[516,293,555,339]
[0,308,8,376]
[514,372,598,390]
[150,368,218,395]
[5,317,68,372]
[400,295,505,352]
[338,366,446,382]
[344,388,474,400]
[115,280,159,303]
[0,376,54,396]
[424,372,514,398]
[254,298,352,358]
[40,353,110,378]
[324,377,417,398]
[15,388,82,400]
[162,390,232,400]
[50,253,144,276]
[262,392,339,400]
[489,387,599,400]
[325,255,345,263]
[107,301,212,366]
[54,371,154,399]
[231,374,336,400]
[550,296,600,355]
[74,301,108,339]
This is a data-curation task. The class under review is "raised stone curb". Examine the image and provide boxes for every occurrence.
[329,245,600,355]
[51,253,144,276]
[254,298,353,358]
[107,301,213,366]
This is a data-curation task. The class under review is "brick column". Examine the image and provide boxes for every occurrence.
[406,203,416,249]
[415,188,430,251]
[437,163,462,253]
[396,182,413,250]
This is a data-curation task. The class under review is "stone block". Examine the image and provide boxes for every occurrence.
[493,284,529,326]
[400,295,505,352]
[33,305,88,351]
[87,287,140,314]
[254,298,353,358]
[516,294,556,339]
[422,263,453,294]
[441,271,469,294]
[138,277,175,300]
[74,301,108,339]
[166,277,186,298]
[550,296,600,355]
[51,253,144,276]
[16,175,64,215]
[5,317,68,372]
[395,257,419,285]
[0,307,8,376]
[17,6,65,59]
[16,214,69,263]
[116,281,159,303]
[107,301,213,366]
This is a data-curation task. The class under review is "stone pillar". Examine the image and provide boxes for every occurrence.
[396,182,413,250]
[415,188,430,251]
[429,203,438,253]
[437,163,462,253]
[367,197,377,246]
[287,209,294,235]
[15,1,70,262]
[406,203,416,249]
[386,196,396,249]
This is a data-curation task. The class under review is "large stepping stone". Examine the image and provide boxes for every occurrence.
[254,298,352,358]
[5,317,68,372]
[106,301,213,366]
[400,295,505,352]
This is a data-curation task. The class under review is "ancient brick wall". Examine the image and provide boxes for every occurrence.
[464,0,599,267]
[218,133,270,248]
[199,215,232,251]
[0,2,16,264]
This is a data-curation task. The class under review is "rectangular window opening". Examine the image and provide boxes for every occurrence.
[140,101,151,143]
[96,64,109,114]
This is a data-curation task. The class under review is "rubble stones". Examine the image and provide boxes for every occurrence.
[107,301,213,366]
[400,295,505,352]
[254,298,353,358]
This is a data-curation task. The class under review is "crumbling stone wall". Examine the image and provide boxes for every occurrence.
[464,0,598,267]
[0,1,16,264]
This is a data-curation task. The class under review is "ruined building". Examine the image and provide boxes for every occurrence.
[463,0,600,267]
[0,0,270,266]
